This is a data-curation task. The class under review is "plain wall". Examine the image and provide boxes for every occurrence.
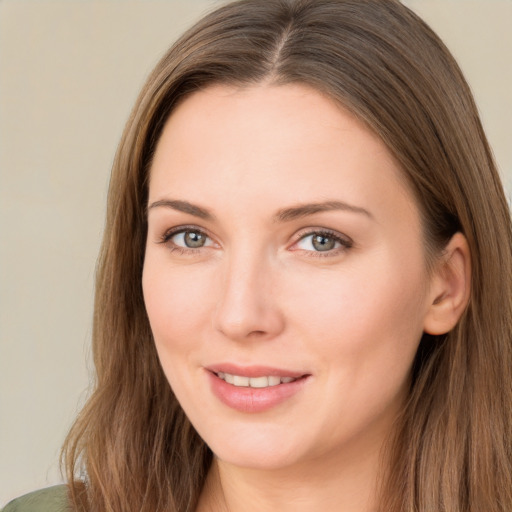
[1,0,511,505]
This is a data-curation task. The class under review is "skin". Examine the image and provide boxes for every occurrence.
[142,84,468,511]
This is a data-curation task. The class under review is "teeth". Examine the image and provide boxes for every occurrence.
[249,376,269,388]
[268,376,281,386]
[233,375,250,386]
[217,372,298,387]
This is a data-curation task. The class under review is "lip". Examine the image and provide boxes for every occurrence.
[205,364,310,413]
[207,363,306,379]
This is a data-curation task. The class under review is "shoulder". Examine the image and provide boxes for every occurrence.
[1,486,70,512]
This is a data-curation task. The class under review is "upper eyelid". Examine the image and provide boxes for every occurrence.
[162,224,210,237]
[292,227,353,244]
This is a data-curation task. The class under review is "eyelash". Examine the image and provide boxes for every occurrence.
[292,229,353,258]
[157,226,353,257]
[158,225,213,255]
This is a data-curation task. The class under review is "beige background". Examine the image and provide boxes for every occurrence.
[0,0,511,505]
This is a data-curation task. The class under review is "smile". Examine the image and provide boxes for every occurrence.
[207,366,310,413]
[216,372,297,388]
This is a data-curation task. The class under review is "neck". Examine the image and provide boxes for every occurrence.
[196,429,392,512]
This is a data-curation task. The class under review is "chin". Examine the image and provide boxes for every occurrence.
[198,421,309,471]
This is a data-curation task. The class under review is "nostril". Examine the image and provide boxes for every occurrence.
[247,330,266,337]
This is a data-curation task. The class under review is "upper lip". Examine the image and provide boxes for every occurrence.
[206,363,308,379]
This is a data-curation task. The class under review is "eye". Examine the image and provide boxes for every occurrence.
[161,228,214,250]
[294,230,352,254]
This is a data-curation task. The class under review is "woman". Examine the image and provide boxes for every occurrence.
[4,0,511,510]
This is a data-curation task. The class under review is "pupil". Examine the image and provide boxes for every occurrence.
[312,235,335,251]
[184,231,205,248]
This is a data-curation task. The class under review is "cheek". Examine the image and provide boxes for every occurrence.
[142,259,218,415]
[142,258,214,355]
[282,250,428,378]
[283,259,427,433]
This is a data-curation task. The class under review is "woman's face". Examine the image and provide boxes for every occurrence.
[143,84,435,470]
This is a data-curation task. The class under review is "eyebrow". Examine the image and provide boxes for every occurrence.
[274,200,373,222]
[147,198,372,222]
[147,199,214,220]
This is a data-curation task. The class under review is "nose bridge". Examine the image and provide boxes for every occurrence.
[214,244,283,341]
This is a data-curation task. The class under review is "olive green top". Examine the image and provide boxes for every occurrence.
[1,486,70,512]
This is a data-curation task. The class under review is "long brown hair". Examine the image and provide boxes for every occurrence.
[62,1,512,510]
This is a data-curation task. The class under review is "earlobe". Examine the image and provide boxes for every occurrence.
[423,232,471,335]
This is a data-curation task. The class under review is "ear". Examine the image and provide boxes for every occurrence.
[423,232,471,335]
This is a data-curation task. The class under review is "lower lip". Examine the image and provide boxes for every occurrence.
[207,371,309,413]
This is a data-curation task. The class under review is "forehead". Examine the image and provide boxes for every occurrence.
[148,83,418,225]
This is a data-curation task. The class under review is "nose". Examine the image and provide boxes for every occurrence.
[213,250,285,342]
